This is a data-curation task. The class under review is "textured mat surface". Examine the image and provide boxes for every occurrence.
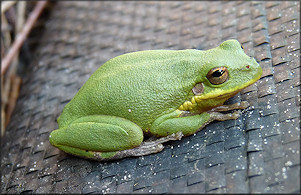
[1,1,300,193]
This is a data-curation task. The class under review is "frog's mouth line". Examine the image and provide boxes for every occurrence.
[178,72,261,111]
[215,88,242,99]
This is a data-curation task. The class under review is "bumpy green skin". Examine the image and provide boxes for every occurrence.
[49,40,262,159]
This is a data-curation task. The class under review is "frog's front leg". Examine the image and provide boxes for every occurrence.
[150,101,249,137]
[208,101,249,112]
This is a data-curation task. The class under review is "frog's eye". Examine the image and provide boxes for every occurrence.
[241,45,244,50]
[206,67,228,85]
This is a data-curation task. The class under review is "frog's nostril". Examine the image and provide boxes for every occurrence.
[246,65,250,69]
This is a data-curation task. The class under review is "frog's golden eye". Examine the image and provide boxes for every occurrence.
[241,45,244,50]
[206,67,228,85]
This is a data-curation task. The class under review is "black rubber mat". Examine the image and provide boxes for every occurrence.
[1,1,300,193]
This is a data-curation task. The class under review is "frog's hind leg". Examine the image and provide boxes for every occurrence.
[50,114,183,161]
[93,132,183,161]
[50,115,145,160]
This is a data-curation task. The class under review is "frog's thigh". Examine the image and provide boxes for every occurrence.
[50,115,143,152]
[150,111,211,137]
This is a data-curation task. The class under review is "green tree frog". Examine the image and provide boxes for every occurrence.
[49,40,262,161]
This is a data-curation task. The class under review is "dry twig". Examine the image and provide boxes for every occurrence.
[1,1,48,75]
[1,1,48,136]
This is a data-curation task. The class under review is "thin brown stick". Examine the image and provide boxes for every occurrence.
[1,1,17,14]
[16,1,26,32]
[2,2,27,130]
[5,75,22,128]
[1,106,5,136]
[1,1,48,75]
[1,75,6,136]
[1,14,12,55]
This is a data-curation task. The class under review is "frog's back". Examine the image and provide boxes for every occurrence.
[58,50,203,130]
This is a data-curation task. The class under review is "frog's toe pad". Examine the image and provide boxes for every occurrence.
[231,110,241,119]
[240,101,249,109]
[173,132,184,140]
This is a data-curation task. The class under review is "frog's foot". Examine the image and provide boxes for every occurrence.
[93,132,183,161]
[196,110,241,131]
[142,131,183,147]
[209,110,241,121]
[125,131,183,156]
[208,101,249,112]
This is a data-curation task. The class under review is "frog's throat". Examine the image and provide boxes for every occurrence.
[178,90,239,111]
[178,77,260,111]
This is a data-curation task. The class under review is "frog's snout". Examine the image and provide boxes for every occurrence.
[251,57,259,64]
[246,57,260,68]
[240,57,261,75]
[241,64,255,71]
[248,57,263,77]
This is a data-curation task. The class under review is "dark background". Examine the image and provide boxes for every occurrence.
[1,1,300,193]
